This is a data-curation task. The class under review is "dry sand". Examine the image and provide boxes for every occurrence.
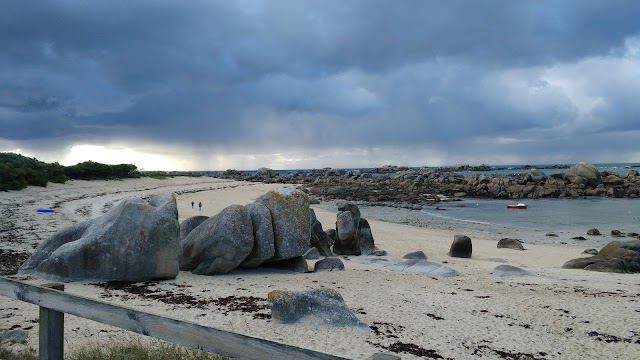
[1,177,639,359]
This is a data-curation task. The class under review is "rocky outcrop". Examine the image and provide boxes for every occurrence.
[215,162,640,202]
[268,289,368,328]
[562,240,640,273]
[333,202,376,255]
[20,193,181,282]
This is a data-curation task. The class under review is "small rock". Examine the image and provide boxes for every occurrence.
[582,249,598,255]
[449,235,472,258]
[497,238,525,250]
[314,257,345,272]
[368,353,402,360]
[587,228,601,236]
[372,249,387,256]
[546,232,559,237]
[572,236,587,241]
[402,251,428,260]
[611,230,625,237]
[492,265,533,277]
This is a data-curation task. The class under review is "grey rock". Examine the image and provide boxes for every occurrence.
[572,236,587,240]
[611,230,625,237]
[309,209,333,257]
[587,228,601,236]
[562,240,640,273]
[357,218,376,256]
[368,353,402,360]
[336,211,356,241]
[240,203,275,268]
[564,162,602,187]
[303,247,321,260]
[582,248,599,255]
[449,235,472,258]
[546,232,559,237]
[179,204,254,275]
[314,257,345,272]
[492,265,533,277]
[373,249,388,256]
[529,168,548,183]
[268,288,368,328]
[387,259,459,277]
[325,229,337,246]
[256,188,311,261]
[0,329,28,343]
[179,216,208,240]
[497,238,525,250]
[402,251,428,260]
[20,193,181,282]
[309,197,321,205]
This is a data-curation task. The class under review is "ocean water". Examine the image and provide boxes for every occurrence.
[351,197,640,248]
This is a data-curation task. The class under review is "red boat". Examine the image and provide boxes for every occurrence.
[506,203,528,209]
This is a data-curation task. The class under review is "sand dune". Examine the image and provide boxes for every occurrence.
[1,177,638,359]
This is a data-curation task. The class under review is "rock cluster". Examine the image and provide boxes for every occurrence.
[216,163,640,203]
[180,188,313,275]
[562,239,640,273]
[332,201,376,255]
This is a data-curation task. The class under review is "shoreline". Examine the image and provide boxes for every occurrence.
[1,177,639,359]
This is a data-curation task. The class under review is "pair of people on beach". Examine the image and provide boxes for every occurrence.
[191,201,202,211]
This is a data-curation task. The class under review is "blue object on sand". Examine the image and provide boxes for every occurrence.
[36,208,55,213]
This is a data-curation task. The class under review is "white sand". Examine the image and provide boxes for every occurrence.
[1,177,639,359]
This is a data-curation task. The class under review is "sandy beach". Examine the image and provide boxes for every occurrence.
[1,177,639,359]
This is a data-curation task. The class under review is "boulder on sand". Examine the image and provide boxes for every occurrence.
[20,193,181,282]
[309,209,333,257]
[333,202,376,255]
[255,188,311,261]
[497,238,525,250]
[449,235,472,258]
[562,240,640,273]
[268,288,367,328]
[179,205,254,275]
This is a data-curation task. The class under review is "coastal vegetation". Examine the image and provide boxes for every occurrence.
[0,341,227,360]
[0,152,140,191]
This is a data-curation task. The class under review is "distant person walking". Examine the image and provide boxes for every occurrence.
[198,202,202,211]
[191,201,194,209]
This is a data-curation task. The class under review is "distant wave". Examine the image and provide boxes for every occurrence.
[420,210,495,226]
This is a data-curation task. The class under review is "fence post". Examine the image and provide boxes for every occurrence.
[39,283,64,360]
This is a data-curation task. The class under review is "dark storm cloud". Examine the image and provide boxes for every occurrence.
[1,0,639,168]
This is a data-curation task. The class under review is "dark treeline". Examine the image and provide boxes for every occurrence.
[0,152,140,191]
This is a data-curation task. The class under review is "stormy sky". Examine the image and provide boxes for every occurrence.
[1,1,639,170]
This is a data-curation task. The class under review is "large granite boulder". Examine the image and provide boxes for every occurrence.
[240,203,275,268]
[333,202,376,255]
[20,193,181,282]
[256,188,311,261]
[564,162,602,187]
[562,240,640,273]
[268,289,367,328]
[529,168,547,183]
[179,205,254,275]
[449,235,472,258]
[179,216,209,240]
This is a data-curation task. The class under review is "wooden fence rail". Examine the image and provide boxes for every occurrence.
[0,276,353,360]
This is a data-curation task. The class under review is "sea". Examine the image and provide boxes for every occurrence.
[304,163,640,248]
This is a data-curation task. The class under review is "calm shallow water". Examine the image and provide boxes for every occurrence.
[350,197,640,247]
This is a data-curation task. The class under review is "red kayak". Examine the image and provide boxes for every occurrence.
[506,203,528,209]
